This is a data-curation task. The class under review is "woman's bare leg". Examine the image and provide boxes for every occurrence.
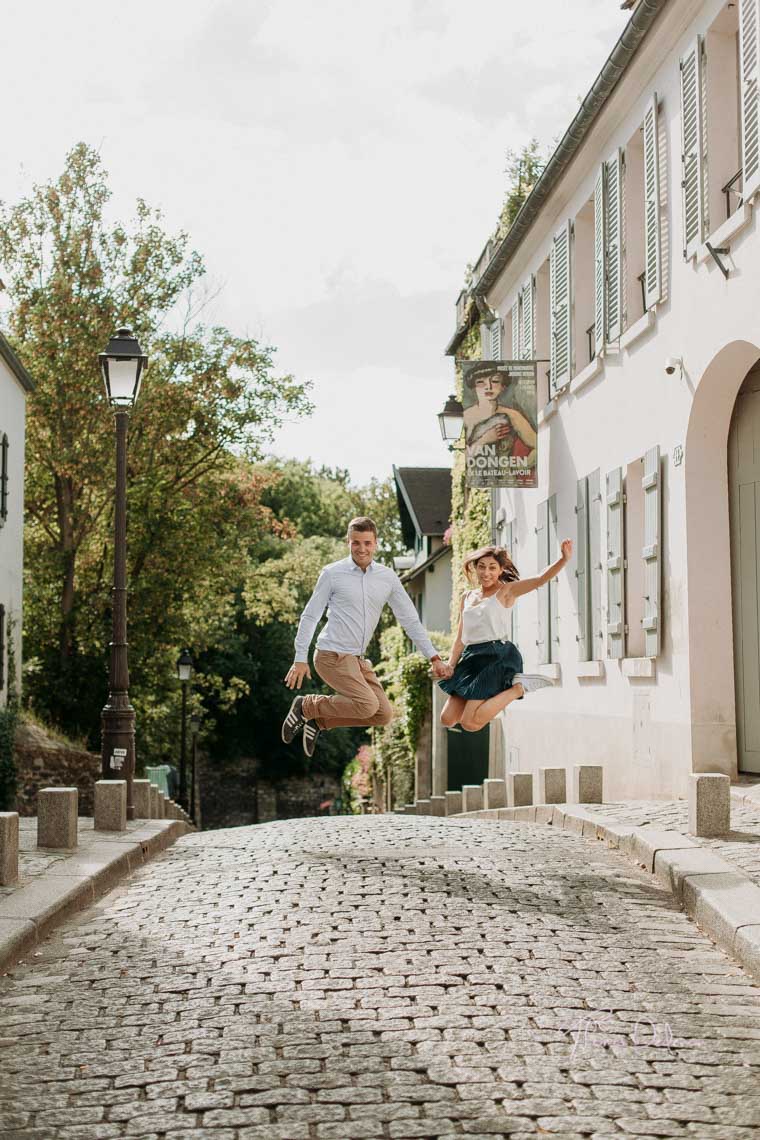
[460,683,525,732]
[440,694,467,727]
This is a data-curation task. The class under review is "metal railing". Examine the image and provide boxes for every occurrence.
[722,168,743,221]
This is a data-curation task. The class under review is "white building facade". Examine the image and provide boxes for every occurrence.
[447,0,760,798]
[0,334,33,705]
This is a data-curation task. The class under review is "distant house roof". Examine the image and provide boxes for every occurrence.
[400,542,451,585]
[393,466,452,550]
[0,333,35,392]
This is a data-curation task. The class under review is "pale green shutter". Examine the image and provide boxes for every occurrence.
[681,38,705,257]
[504,520,517,643]
[489,316,502,360]
[511,298,520,358]
[642,446,661,657]
[606,467,625,659]
[548,493,560,662]
[521,276,535,360]
[480,321,490,357]
[643,95,662,309]
[550,222,571,392]
[594,167,605,356]
[576,476,590,660]
[605,149,623,341]
[588,468,603,660]
[740,0,760,200]
[536,500,550,664]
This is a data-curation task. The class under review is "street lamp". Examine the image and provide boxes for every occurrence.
[176,649,193,808]
[99,328,148,821]
[437,394,464,447]
[189,714,201,825]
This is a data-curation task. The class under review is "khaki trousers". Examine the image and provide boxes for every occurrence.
[301,650,394,731]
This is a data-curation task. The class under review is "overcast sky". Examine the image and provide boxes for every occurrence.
[2,0,630,484]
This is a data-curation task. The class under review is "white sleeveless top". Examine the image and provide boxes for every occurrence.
[462,590,513,645]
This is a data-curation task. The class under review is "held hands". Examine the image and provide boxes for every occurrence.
[284,661,311,690]
[560,538,573,563]
[431,658,453,680]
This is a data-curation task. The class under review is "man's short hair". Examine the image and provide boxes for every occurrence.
[347,516,377,538]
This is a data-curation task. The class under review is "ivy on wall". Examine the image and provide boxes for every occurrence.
[448,322,492,630]
[0,614,19,811]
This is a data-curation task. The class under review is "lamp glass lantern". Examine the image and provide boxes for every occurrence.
[176,648,193,683]
[99,328,148,407]
[437,395,464,443]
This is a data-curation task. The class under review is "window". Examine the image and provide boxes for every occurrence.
[489,315,502,361]
[549,222,572,393]
[576,471,604,661]
[511,277,535,361]
[0,434,7,527]
[606,448,661,660]
[537,495,559,663]
[705,5,743,224]
[594,151,623,351]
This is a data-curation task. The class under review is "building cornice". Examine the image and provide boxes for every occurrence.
[0,333,35,393]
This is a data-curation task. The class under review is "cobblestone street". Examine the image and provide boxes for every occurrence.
[2,815,760,1139]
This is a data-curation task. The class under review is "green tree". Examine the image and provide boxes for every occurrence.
[0,143,311,750]
[496,139,548,239]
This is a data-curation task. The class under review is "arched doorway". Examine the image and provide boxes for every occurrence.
[728,361,760,773]
[684,340,760,776]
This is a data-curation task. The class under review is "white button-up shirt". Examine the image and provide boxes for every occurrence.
[294,556,438,662]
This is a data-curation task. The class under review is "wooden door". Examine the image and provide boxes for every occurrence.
[729,365,760,773]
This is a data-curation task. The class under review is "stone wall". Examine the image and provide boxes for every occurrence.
[199,754,341,830]
[14,722,100,816]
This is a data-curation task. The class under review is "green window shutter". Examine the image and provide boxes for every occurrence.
[740,0,760,200]
[504,520,517,643]
[536,499,550,664]
[550,221,571,393]
[605,149,623,342]
[606,466,625,659]
[594,167,605,357]
[511,298,520,358]
[642,445,661,658]
[480,321,491,357]
[681,38,706,257]
[489,315,502,361]
[548,492,560,662]
[588,468,604,660]
[576,476,590,661]
[0,434,8,526]
[521,276,535,360]
[643,94,662,308]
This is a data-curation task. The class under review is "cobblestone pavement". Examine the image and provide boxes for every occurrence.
[2,815,760,1139]
[580,799,760,887]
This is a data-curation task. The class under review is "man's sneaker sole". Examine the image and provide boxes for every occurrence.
[302,722,321,758]
[282,696,306,744]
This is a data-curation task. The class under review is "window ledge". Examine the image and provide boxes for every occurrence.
[536,663,561,680]
[569,354,603,395]
[537,399,557,425]
[698,204,753,264]
[576,660,605,678]
[621,309,656,351]
[622,657,656,678]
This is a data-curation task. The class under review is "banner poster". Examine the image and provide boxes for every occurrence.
[461,358,538,489]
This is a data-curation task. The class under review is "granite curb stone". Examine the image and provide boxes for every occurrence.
[0,819,191,974]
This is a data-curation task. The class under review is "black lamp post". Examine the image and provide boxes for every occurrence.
[99,329,148,822]
[437,394,464,448]
[189,714,201,825]
[176,649,193,809]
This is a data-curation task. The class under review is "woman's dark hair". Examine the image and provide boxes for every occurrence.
[463,362,511,391]
[462,544,520,584]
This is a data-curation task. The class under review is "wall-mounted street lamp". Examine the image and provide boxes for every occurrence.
[99,329,148,821]
[176,649,193,809]
[437,394,464,449]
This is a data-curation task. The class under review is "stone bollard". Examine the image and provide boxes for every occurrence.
[94,781,127,832]
[430,796,446,817]
[0,813,19,886]
[483,779,507,809]
[37,787,78,849]
[688,773,730,837]
[508,772,533,807]
[573,765,604,803]
[403,804,416,815]
[461,785,483,813]
[158,792,167,819]
[149,784,160,819]
[537,767,566,804]
[415,799,432,816]
[132,779,152,820]
[445,791,463,816]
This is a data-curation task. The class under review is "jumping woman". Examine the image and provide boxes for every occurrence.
[438,540,573,733]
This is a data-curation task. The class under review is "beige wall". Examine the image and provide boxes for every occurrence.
[0,363,27,704]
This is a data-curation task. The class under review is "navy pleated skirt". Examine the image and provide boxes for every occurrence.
[438,639,524,701]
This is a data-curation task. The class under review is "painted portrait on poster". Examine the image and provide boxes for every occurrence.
[462,359,538,489]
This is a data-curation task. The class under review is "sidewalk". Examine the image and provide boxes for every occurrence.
[0,815,191,973]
